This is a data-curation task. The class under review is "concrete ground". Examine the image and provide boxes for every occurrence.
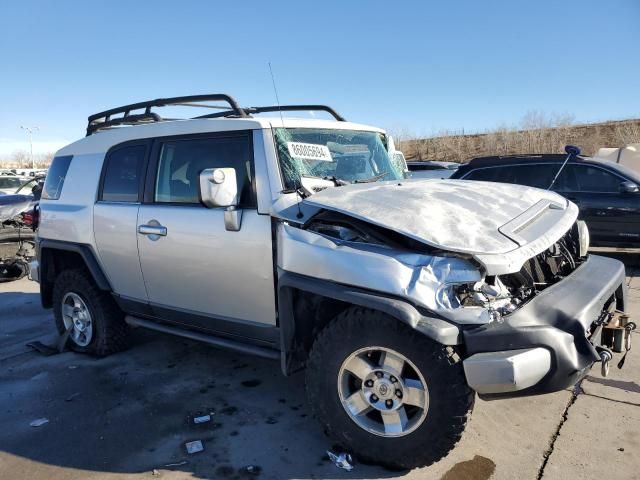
[0,252,638,480]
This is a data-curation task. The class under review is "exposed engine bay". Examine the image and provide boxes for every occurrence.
[459,223,585,316]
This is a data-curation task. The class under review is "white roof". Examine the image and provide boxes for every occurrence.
[57,117,385,156]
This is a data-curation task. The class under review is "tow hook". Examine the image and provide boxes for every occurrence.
[598,347,613,377]
[601,312,636,370]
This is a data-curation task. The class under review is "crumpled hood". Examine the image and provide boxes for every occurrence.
[303,179,577,256]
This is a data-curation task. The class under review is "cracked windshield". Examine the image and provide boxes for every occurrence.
[274,127,405,190]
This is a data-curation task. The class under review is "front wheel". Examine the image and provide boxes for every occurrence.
[305,307,474,470]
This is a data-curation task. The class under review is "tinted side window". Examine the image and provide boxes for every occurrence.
[42,155,72,200]
[557,165,621,193]
[100,145,146,202]
[510,164,557,189]
[464,168,500,181]
[154,135,254,206]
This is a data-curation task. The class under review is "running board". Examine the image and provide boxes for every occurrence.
[124,315,280,360]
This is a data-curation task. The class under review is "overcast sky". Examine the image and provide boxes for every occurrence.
[1,0,639,155]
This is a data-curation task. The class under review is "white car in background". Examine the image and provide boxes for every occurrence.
[0,176,29,195]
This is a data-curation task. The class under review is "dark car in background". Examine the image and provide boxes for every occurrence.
[451,154,640,247]
[407,161,461,179]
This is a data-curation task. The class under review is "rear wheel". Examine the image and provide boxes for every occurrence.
[53,269,129,356]
[305,307,474,470]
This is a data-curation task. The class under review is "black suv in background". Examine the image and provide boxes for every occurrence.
[451,154,640,247]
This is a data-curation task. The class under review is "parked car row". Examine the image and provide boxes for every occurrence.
[406,160,461,179]
[0,175,44,281]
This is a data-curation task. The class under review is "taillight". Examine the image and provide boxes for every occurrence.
[21,207,39,229]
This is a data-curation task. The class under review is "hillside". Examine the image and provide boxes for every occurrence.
[398,118,640,163]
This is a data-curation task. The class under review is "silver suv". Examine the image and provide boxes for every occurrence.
[33,94,628,469]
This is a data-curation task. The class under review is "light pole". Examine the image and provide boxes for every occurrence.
[20,125,40,169]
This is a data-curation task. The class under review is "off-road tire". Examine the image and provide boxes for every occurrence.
[52,269,129,356]
[305,307,474,470]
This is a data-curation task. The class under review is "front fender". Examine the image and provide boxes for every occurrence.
[277,271,460,375]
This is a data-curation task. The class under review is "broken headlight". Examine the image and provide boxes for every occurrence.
[436,277,519,320]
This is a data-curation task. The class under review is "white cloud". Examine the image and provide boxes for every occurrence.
[0,138,70,156]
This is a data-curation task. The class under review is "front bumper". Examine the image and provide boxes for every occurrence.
[462,254,627,399]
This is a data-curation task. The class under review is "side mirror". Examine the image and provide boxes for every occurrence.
[620,181,639,194]
[199,168,243,231]
[199,168,239,208]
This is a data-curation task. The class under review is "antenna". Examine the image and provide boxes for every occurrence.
[268,62,286,129]
[269,62,304,219]
[547,145,581,190]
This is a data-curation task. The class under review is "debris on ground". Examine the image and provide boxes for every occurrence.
[241,465,262,476]
[185,440,204,454]
[29,418,49,427]
[193,413,212,424]
[151,469,159,476]
[164,461,188,467]
[326,450,354,471]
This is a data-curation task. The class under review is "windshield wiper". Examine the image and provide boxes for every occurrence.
[354,172,387,183]
[301,174,350,187]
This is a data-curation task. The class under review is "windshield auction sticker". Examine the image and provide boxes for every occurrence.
[287,142,333,162]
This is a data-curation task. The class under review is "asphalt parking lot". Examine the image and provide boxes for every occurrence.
[1,252,639,480]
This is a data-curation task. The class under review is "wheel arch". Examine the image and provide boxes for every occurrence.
[277,272,460,375]
[39,240,111,308]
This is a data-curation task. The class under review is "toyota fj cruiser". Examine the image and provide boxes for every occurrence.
[33,94,629,469]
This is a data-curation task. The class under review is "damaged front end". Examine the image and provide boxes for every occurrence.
[276,195,627,398]
[281,208,590,329]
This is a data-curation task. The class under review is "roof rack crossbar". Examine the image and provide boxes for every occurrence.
[194,104,346,122]
[86,94,248,135]
[88,113,163,133]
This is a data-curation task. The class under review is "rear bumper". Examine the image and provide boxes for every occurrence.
[462,254,627,399]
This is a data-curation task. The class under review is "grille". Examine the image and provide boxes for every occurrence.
[500,223,582,298]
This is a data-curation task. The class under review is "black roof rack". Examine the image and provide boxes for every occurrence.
[86,94,346,136]
[194,105,346,122]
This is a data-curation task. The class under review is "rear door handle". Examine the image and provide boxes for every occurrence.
[138,224,167,236]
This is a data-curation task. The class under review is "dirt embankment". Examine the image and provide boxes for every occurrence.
[400,118,640,163]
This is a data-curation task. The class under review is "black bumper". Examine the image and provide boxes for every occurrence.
[463,254,627,399]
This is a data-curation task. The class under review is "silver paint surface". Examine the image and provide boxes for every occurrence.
[463,347,552,394]
[137,206,276,324]
[302,178,578,274]
[93,202,147,301]
[277,223,487,324]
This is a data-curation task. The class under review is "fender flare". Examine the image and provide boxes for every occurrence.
[277,272,460,374]
[38,240,111,308]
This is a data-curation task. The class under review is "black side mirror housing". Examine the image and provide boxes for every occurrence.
[620,181,639,194]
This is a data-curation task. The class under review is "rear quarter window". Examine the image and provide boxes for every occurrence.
[100,145,146,202]
[42,155,73,200]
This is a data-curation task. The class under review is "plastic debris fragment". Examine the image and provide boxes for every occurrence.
[326,450,354,471]
[193,414,211,424]
[185,440,204,454]
[30,418,49,427]
[241,465,262,476]
[164,461,188,467]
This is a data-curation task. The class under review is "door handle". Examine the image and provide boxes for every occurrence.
[138,224,167,236]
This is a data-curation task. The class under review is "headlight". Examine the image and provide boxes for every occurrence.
[435,278,517,323]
